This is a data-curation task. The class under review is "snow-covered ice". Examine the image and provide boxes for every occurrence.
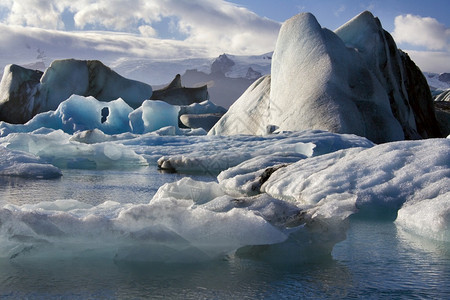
[156,130,374,174]
[262,139,450,222]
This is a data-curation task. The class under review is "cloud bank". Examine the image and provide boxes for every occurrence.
[0,2,448,74]
[0,0,280,57]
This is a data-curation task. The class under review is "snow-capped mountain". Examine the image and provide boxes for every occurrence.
[115,53,272,108]
[423,72,450,95]
[109,52,272,86]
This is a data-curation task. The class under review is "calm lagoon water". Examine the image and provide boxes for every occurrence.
[0,168,449,299]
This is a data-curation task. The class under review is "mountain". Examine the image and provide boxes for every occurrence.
[423,72,450,95]
[111,53,272,108]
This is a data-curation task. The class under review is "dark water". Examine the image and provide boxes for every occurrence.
[0,169,449,299]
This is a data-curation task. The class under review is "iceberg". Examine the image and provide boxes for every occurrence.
[210,12,442,143]
[179,100,227,131]
[150,74,209,106]
[0,59,153,124]
[0,64,43,123]
[0,176,347,263]
[0,180,290,261]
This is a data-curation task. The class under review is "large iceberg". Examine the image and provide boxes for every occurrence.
[0,59,153,124]
[210,12,442,143]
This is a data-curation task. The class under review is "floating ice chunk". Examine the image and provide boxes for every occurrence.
[396,192,450,242]
[129,100,180,134]
[0,183,291,261]
[0,166,358,262]
[263,139,450,220]
[0,146,62,179]
[0,130,147,169]
[0,96,185,137]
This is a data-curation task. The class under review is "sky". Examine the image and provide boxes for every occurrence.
[0,0,449,73]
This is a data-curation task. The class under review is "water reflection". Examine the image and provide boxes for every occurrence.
[0,255,354,299]
[333,219,450,298]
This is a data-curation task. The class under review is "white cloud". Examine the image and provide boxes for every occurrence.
[166,0,280,54]
[138,25,157,38]
[392,14,450,51]
[5,0,64,29]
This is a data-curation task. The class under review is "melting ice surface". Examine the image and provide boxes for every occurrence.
[0,103,449,297]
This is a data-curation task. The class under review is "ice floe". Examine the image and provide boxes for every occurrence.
[0,146,61,179]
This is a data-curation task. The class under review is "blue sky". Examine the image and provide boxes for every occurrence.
[231,0,449,31]
[0,0,449,72]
